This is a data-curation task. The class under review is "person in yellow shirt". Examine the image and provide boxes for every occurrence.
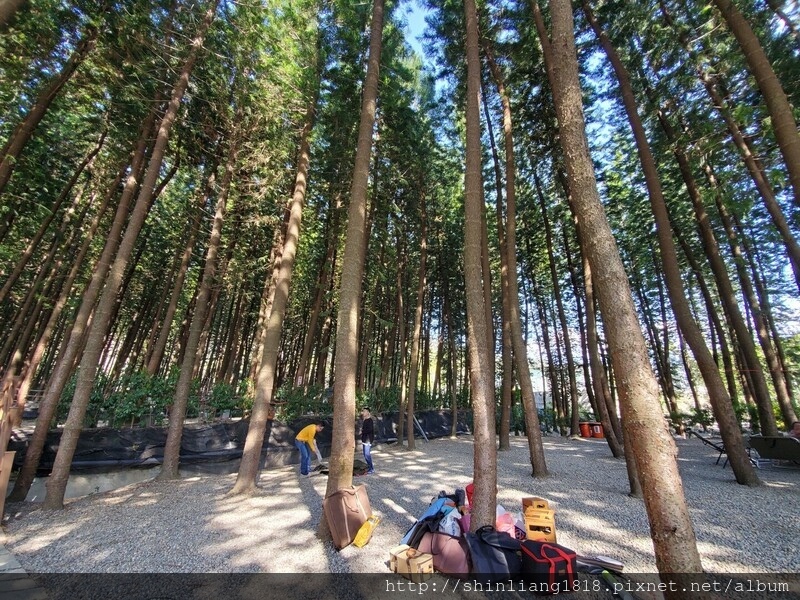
[295,421,324,476]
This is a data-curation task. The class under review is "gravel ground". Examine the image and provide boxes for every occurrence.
[1,435,798,598]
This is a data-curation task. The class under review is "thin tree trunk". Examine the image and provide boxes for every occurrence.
[484,40,547,474]
[145,168,215,376]
[232,92,317,494]
[547,0,704,578]
[480,78,512,452]
[580,234,625,459]
[464,0,497,530]
[582,0,761,483]
[405,196,427,452]
[711,0,800,209]
[324,0,384,501]
[161,129,237,480]
[295,197,340,388]
[43,2,217,508]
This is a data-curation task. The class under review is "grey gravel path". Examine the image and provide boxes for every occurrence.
[1,435,798,595]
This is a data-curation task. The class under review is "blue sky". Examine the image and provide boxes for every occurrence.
[401,0,430,57]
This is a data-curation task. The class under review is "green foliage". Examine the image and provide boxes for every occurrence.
[207,380,253,417]
[57,371,111,428]
[106,369,180,427]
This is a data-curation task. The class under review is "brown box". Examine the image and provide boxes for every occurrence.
[524,508,557,542]
[522,496,550,514]
[389,544,434,582]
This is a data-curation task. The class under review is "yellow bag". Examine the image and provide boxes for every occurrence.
[353,515,381,548]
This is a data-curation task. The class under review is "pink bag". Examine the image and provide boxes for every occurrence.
[496,512,515,537]
[418,531,470,575]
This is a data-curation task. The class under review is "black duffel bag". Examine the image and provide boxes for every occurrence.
[520,539,577,594]
[464,525,522,582]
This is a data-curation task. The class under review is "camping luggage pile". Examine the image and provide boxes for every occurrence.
[389,486,623,594]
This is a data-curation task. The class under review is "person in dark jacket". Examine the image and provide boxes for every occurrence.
[360,407,375,474]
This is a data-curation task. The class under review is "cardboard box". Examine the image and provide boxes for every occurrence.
[389,544,434,582]
[522,496,550,514]
[524,508,557,542]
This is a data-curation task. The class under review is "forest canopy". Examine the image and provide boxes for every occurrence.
[0,0,798,520]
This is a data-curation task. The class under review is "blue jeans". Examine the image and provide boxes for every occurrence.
[362,442,374,472]
[295,439,311,475]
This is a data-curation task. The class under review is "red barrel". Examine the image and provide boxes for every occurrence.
[579,422,591,437]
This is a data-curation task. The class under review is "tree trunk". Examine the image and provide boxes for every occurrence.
[232,93,317,494]
[324,0,384,501]
[463,0,497,530]
[406,195,427,452]
[580,236,625,459]
[42,2,217,508]
[484,40,547,474]
[160,132,237,481]
[582,0,761,483]
[711,0,800,210]
[547,0,704,578]
[0,23,98,201]
[145,168,214,376]
[295,197,341,388]
[0,0,26,28]
[480,78,512,452]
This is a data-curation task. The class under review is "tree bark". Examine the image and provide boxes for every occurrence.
[711,0,800,210]
[324,0,384,500]
[232,93,317,494]
[547,0,704,578]
[43,2,218,508]
[463,0,497,530]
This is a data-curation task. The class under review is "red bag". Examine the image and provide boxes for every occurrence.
[418,531,470,576]
[520,540,576,594]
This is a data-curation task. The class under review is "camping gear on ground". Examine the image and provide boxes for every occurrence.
[522,497,550,512]
[576,554,624,572]
[417,531,470,575]
[438,509,462,537]
[353,514,381,548]
[522,496,557,542]
[465,482,474,506]
[458,511,471,535]
[322,484,372,549]
[520,539,577,594]
[315,459,369,476]
[496,508,516,537]
[522,496,556,543]
[464,525,522,581]
[523,508,557,542]
[401,497,451,547]
[389,545,434,582]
